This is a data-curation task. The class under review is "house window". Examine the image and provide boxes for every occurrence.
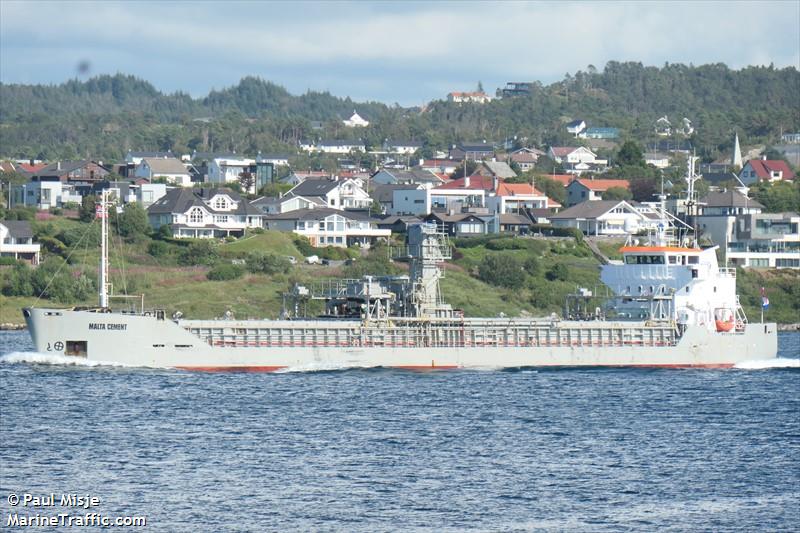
[327,221,334,231]
[459,222,482,234]
[188,208,204,224]
[581,191,586,198]
[749,258,769,268]
[335,237,343,244]
[214,197,228,210]
[216,215,228,223]
[776,258,800,268]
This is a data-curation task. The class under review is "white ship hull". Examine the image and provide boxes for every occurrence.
[23,308,778,370]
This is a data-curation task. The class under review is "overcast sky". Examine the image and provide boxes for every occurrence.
[1,1,798,106]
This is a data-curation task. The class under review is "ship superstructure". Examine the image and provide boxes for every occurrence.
[23,189,777,370]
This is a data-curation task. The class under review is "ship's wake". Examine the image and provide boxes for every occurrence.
[0,352,134,368]
[734,358,800,370]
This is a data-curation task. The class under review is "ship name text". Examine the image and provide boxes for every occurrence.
[88,323,128,331]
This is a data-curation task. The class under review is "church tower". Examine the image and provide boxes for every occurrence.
[731,132,742,168]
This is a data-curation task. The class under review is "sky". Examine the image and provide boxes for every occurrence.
[1,0,799,106]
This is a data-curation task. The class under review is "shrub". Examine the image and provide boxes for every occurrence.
[478,253,526,289]
[207,263,244,281]
[0,256,21,266]
[58,224,101,248]
[292,235,315,256]
[5,207,36,221]
[246,252,292,275]
[147,240,171,258]
[49,207,63,216]
[546,263,570,281]
[157,224,173,240]
[1,263,34,296]
[112,203,150,242]
[179,240,219,266]
[37,236,68,257]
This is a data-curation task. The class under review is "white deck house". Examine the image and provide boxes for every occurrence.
[147,188,262,238]
[550,200,665,236]
[696,190,800,269]
[0,220,41,265]
[134,157,192,186]
[264,208,390,248]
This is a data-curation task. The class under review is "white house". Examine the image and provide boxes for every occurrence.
[264,208,390,248]
[285,177,372,210]
[0,220,40,265]
[147,188,262,239]
[566,119,586,137]
[550,200,663,236]
[318,140,366,154]
[447,92,492,104]
[485,181,551,214]
[343,111,369,127]
[257,154,290,166]
[136,183,168,208]
[370,169,444,187]
[134,157,192,186]
[548,146,603,166]
[250,195,324,215]
[12,179,71,209]
[695,190,800,269]
[383,140,422,154]
[124,150,174,167]
[207,155,257,193]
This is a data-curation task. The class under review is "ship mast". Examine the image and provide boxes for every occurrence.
[98,189,110,308]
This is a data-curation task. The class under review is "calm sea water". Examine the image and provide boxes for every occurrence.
[1,330,798,532]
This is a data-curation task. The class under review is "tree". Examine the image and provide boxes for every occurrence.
[477,81,484,93]
[178,240,219,266]
[616,141,646,167]
[629,178,658,202]
[113,203,150,241]
[246,251,292,275]
[79,195,97,223]
[478,254,526,289]
[452,160,478,178]
[238,171,255,194]
[603,186,632,201]
[545,263,569,282]
[531,175,567,205]
[751,181,800,213]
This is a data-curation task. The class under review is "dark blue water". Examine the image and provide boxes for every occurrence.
[1,331,798,532]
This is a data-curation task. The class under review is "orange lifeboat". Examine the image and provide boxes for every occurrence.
[715,319,735,332]
[714,308,735,332]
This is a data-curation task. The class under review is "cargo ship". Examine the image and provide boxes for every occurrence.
[23,189,777,370]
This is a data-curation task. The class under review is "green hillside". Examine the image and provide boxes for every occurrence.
[1,63,797,162]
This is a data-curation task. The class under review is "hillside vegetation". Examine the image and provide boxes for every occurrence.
[1,63,797,162]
